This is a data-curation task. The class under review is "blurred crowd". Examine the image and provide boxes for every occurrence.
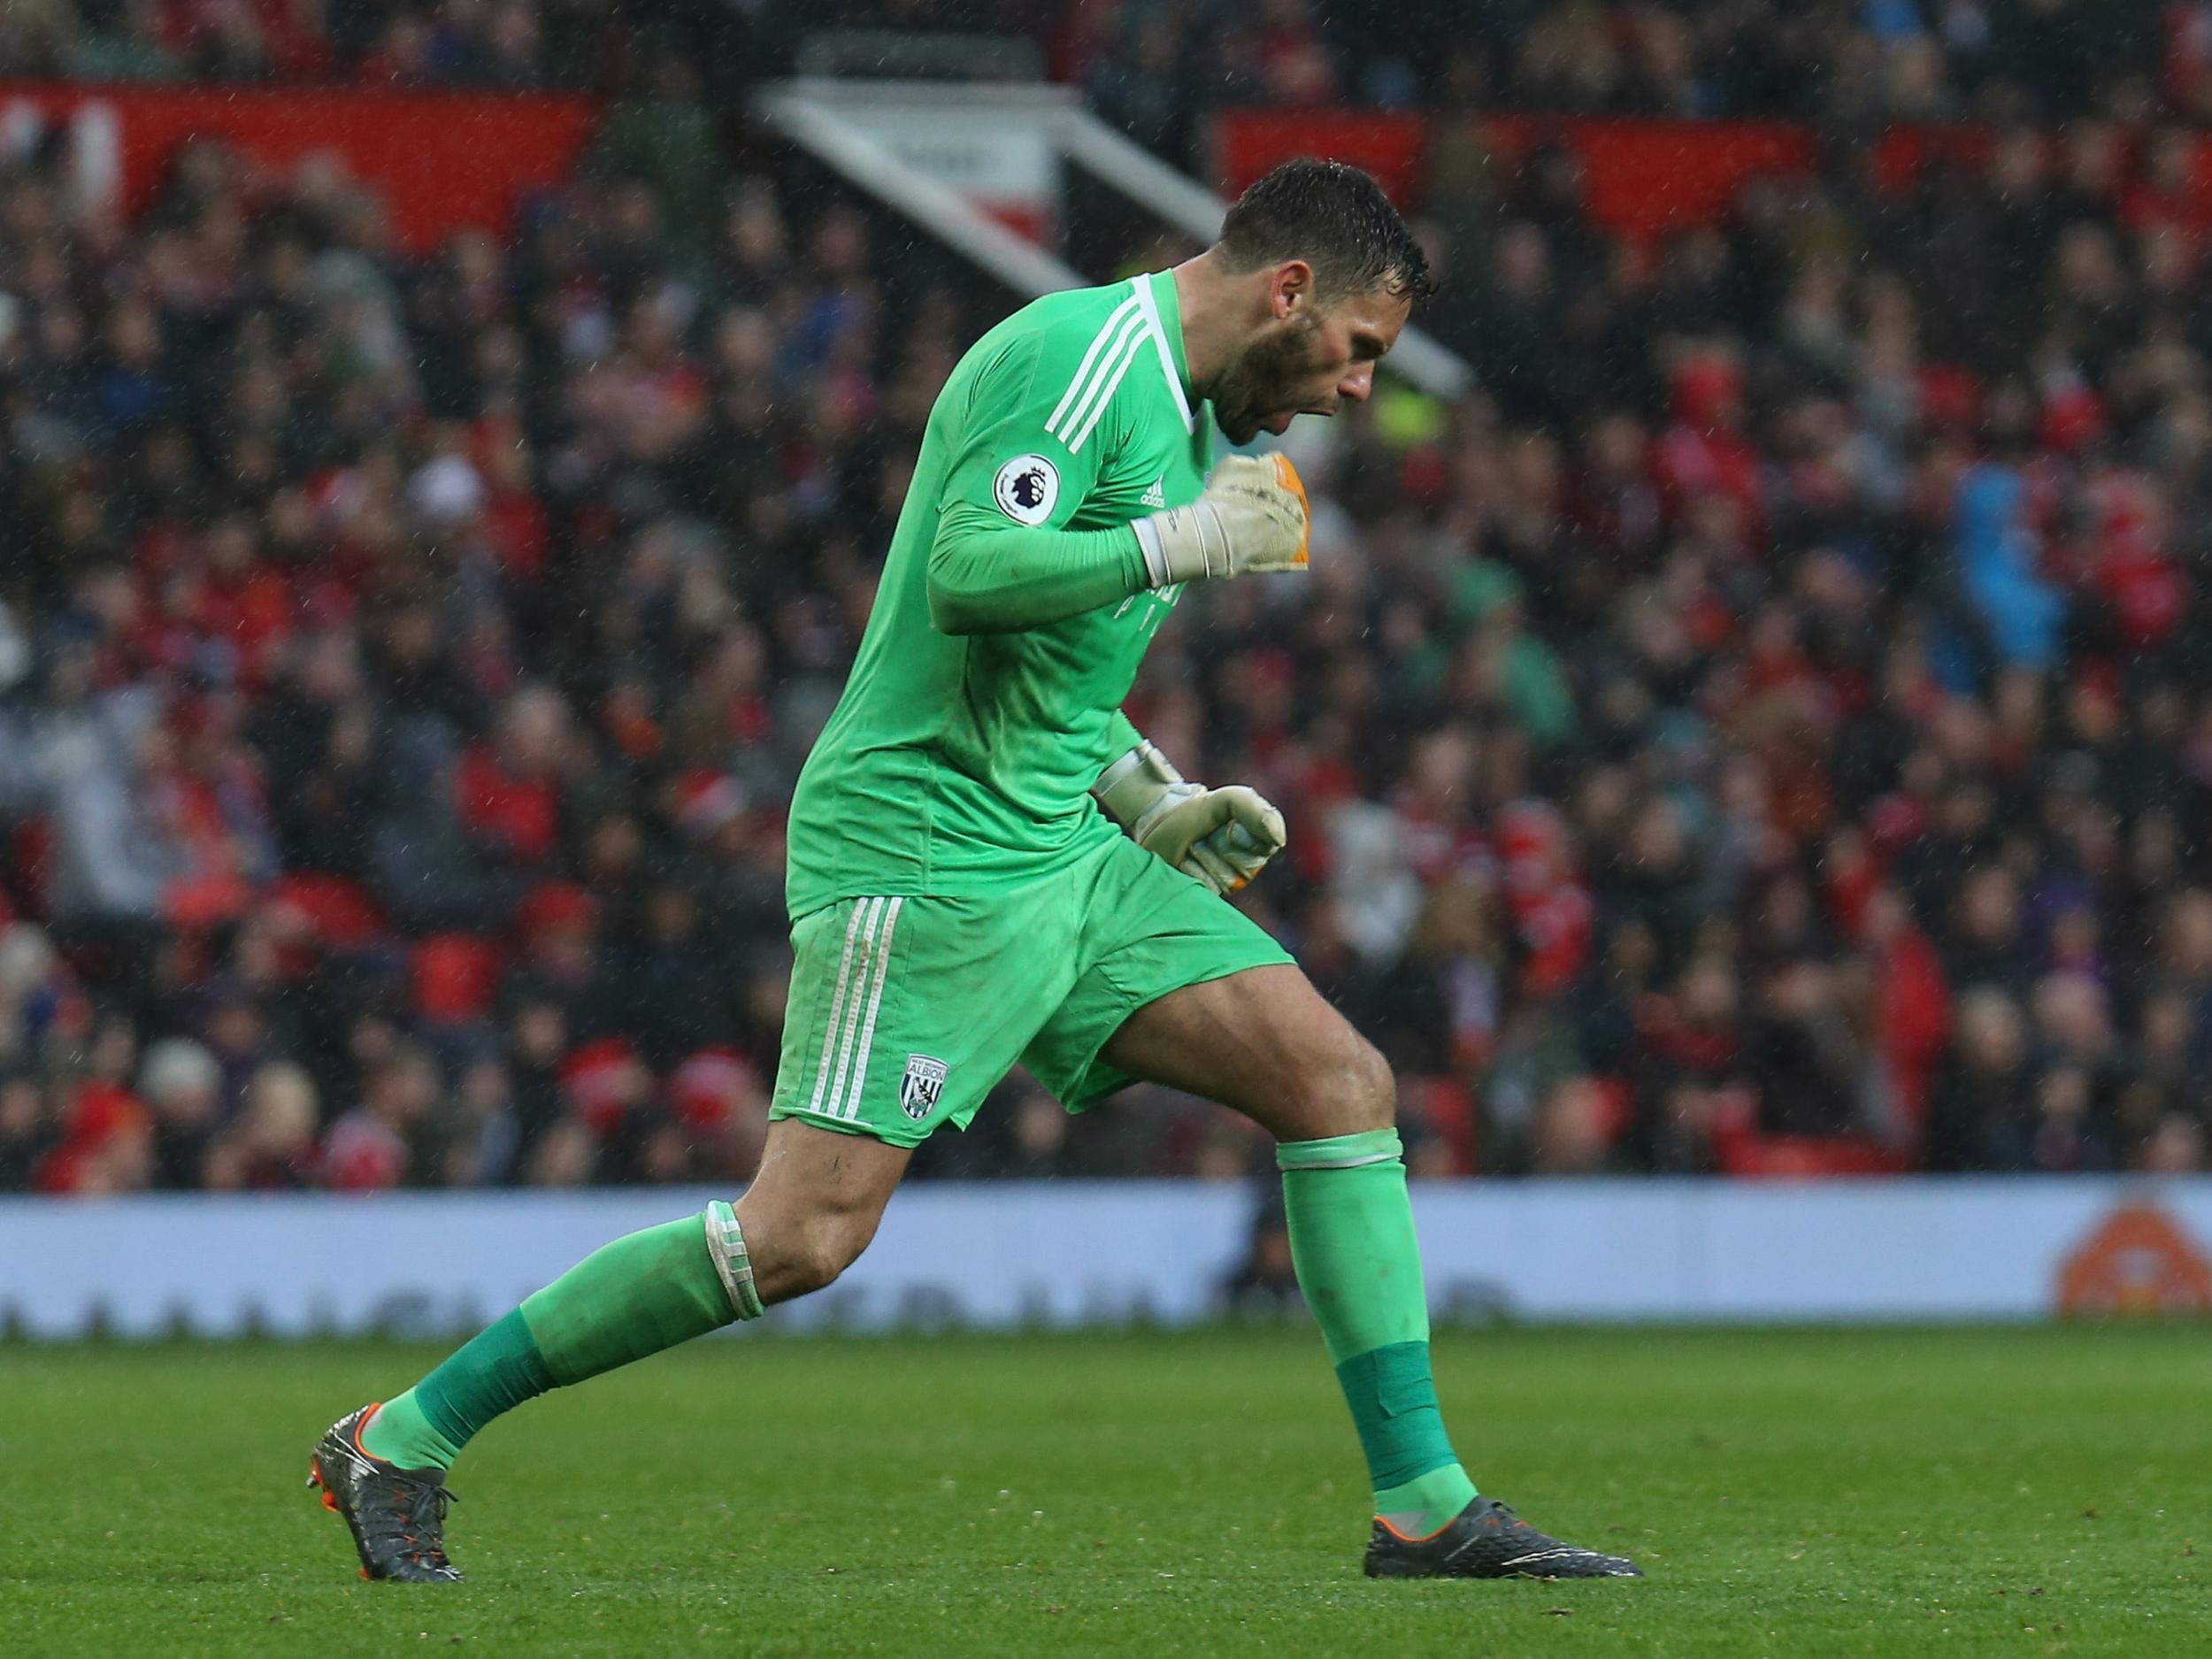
[1081,3,2205,165]
[10,15,2212,1194]
[1273,112,2212,1183]
[3,1,2207,135]
[0,0,621,87]
[0,109,1078,1195]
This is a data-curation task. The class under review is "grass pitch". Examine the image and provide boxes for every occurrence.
[3,1324,2206,1657]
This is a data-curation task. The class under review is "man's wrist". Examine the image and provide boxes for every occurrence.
[1092,740,1186,827]
[1132,502,1230,587]
[1131,518,1172,588]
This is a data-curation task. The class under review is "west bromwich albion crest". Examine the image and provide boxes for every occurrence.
[900,1054,949,1120]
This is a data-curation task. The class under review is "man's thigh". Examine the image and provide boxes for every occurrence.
[1093,963,1386,1139]
[768,883,1085,1146]
[1020,836,1298,1115]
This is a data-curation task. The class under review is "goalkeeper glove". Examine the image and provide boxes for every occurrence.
[1131,453,1310,588]
[1092,740,1287,895]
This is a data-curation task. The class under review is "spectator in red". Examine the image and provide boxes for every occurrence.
[457,687,572,870]
[323,1045,442,1190]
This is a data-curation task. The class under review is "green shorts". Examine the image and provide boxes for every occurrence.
[767,832,1294,1147]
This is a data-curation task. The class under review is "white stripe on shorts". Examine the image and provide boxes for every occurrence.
[821,897,887,1120]
[805,899,874,1118]
[838,896,904,1118]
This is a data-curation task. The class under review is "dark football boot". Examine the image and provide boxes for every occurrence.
[307,1405,463,1583]
[1365,1496,1641,1579]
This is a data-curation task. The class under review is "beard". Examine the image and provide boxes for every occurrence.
[1210,321,1330,446]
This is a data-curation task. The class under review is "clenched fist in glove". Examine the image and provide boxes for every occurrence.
[1093,740,1287,895]
[1132,453,1310,588]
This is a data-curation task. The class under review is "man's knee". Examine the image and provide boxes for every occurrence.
[742,1206,876,1302]
[733,1187,883,1302]
[782,1214,869,1296]
[1340,1035,1398,1131]
[1284,1029,1397,1139]
[730,1118,909,1304]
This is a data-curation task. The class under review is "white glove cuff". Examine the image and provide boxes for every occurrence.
[1092,740,1186,827]
[1132,516,1171,588]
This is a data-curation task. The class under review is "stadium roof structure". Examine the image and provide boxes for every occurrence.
[755,78,1471,403]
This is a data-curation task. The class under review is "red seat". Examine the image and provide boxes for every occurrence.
[412,933,503,1023]
[267,873,387,949]
[9,817,52,918]
[1717,1135,1907,1179]
[1403,1074,1476,1173]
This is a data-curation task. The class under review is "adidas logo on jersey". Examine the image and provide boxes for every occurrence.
[1140,479,1166,509]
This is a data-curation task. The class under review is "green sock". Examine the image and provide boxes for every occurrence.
[361,1310,547,1469]
[360,1203,762,1471]
[1279,1128,1479,1537]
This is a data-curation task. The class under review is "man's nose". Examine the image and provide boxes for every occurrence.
[1338,365,1375,403]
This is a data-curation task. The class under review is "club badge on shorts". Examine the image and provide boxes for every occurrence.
[899,1054,949,1120]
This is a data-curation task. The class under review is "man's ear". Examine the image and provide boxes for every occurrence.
[1269,259,1316,320]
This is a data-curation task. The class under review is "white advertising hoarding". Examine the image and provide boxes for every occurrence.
[798,82,1064,244]
[2,1179,2208,1340]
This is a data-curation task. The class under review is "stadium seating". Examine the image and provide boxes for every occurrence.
[3,4,2210,1194]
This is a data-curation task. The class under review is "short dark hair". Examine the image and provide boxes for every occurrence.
[1217,158,1435,303]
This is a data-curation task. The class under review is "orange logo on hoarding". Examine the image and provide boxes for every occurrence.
[2055,1204,2212,1317]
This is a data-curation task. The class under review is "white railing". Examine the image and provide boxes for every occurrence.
[754,79,1473,403]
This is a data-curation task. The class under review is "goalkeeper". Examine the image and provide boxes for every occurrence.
[310,159,1640,1586]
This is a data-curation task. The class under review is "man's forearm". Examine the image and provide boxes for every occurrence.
[1102,709,1143,762]
[926,515,1151,634]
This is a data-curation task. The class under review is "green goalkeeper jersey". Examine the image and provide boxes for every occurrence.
[784,271,1212,918]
